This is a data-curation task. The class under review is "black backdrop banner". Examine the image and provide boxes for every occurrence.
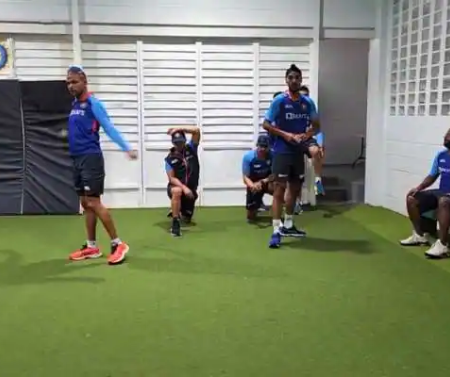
[0,80,24,214]
[20,80,79,215]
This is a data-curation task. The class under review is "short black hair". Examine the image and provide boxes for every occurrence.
[299,85,309,94]
[273,91,283,98]
[285,64,302,77]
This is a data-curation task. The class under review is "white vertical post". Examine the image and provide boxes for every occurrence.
[70,0,82,65]
[195,41,204,206]
[252,42,260,145]
[136,40,146,207]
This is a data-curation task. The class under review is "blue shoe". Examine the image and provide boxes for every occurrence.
[294,202,303,215]
[279,226,307,238]
[269,232,282,248]
[316,179,325,195]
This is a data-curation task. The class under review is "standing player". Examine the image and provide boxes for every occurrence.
[262,64,320,248]
[242,135,273,222]
[66,65,137,265]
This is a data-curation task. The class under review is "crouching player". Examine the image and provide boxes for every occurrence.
[242,135,274,222]
[165,126,201,237]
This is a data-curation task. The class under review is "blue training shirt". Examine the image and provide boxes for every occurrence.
[264,92,318,154]
[68,94,130,156]
[242,149,272,181]
[429,149,450,193]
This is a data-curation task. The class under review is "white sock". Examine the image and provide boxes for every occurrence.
[272,219,282,233]
[87,240,96,248]
[111,238,122,245]
[284,214,293,229]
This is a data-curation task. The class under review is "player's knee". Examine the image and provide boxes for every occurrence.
[84,196,101,210]
[171,186,183,198]
[309,145,319,157]
[438,196,450,208]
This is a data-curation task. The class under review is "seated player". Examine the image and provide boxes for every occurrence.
[165,126,201,237]
[299,85,324,195]
[400,129,450,259]
[242,135,274,222]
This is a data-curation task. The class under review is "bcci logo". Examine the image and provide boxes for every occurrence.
[0,44,8,70]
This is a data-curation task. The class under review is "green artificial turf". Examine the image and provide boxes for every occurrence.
[0,205,449,377]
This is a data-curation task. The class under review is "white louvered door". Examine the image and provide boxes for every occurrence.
[200,43,256,206]
[142,42,198,207]
[81,41,141,208]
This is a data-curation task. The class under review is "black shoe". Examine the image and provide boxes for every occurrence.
[171,218,182,237]
[279,225,307,238]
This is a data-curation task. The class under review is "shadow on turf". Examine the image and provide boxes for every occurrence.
[128,251,288,279]
[283,237,374,254]
[0,249,104,287]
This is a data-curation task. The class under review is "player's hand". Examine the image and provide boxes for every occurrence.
[284,133,297,143]
[293,134,306,143]
[407,187,419,197]
[183,186,194,198]
[318,147,324,158]
[253,181,263,192]
[127,150,138,160]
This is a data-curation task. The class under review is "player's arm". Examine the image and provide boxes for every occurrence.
[415,153,441,191]
[169,126,201,149]
[262,95,292,142]
[242,152,255,189]
[165,161,186,189]
[90,98,132,153]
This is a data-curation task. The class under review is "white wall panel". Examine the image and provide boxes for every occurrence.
[142,42,198,207]
[200,43,255,206]
[81,41,141,208]
[0,0,70,22]
[14,37,72,80]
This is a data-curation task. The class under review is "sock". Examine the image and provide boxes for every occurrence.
[284,214,294,229]
[272,219,282,233]
[111,238,122,246]
[87,240,96,248]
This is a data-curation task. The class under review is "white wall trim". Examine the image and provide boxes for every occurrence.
[323,28,375,39]
[136,40,145,207]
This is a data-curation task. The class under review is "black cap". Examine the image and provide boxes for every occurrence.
[172,131,186,143]
[256,134,270,148]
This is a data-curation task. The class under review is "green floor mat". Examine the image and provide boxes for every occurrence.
[0,205,449,377]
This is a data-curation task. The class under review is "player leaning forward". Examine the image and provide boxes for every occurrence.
[65,65,137,265]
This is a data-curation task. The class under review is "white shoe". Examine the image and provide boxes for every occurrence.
[425,240,450,259]
[400,231,429,246]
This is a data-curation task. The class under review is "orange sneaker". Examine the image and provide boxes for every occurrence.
[69,244,102,261]
[107,242,129,265]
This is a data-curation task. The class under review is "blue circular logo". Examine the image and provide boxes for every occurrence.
[0,45,8,70]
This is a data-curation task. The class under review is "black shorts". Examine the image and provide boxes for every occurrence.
[72,153,105,197]
[303,138,319,148]
[167,184,198,217]
[272,153,305,182]
[246,182,270,211]
[415,189,445,213]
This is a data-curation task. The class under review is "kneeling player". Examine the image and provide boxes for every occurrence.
[165,126,200,236]
[242,135,273,221]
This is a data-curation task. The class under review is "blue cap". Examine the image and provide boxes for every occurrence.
[256,134,270,147]
[68,64,86,75]
[172,131,186,143]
